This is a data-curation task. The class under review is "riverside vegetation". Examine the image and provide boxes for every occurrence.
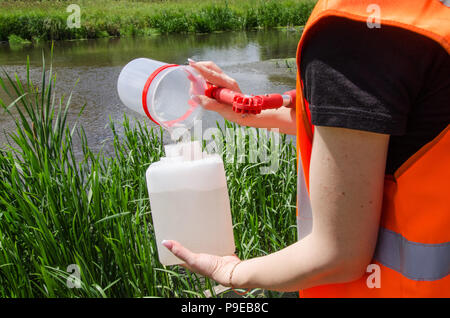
[0,52,298,297]
[0,0,316,43]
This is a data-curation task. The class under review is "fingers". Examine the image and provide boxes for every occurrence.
[189,60,241,93]
[195,95,245,125]
[189,59,223,73]
[195,95,227,112]
[162,240,195,265]
[161,239,243,286]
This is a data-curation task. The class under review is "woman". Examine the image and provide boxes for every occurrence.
[162,0,450,297]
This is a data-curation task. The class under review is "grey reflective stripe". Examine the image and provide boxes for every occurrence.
[374,227,450,281]
[297,158,313,240]
[440,0,450,8]
[296,157,449,281]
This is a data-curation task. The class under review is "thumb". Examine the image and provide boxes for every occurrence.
[162,240,195,264]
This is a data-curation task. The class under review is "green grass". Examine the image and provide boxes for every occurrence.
[7,34,31,45]
[0,0,317,42]
[6,34,32,50]
[0,51,298,297]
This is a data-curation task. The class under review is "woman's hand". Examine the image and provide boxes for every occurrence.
[188,59,297,134]
[162,240,241,287]
[188,59,249,125]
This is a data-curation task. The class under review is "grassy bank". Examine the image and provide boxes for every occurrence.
[0,0,316,42]
[0,54,297,297]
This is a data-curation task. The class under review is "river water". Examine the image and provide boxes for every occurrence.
[0,29,300,156]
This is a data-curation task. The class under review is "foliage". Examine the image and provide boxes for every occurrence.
[0,0,317,41]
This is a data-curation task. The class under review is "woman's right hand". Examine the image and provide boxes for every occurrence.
[188,59,247,125]
[188,59,297,135]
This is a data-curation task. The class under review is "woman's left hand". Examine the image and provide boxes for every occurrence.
[162,240,241,287]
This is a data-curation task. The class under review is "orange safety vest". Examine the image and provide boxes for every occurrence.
[295,0,450,297]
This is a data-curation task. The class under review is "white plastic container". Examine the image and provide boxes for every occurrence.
[117,58,206,131]
[147,141,235,266]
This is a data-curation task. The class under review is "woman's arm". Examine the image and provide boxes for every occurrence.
[164,125,389,291]
[231,126,389,291]
[189,60,297,135]
[198,95,297,135]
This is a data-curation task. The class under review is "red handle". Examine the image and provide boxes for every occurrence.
[205,83,296,115]
[209,86,239,105]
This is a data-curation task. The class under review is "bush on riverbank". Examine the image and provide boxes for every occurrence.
[0,0,316,42]
[0,53,297,297]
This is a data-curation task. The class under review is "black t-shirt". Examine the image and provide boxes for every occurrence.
[300,16,450,175]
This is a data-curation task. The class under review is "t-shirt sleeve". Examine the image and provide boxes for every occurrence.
[300,17,420,136]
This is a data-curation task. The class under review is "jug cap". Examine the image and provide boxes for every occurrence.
[164,141,204,161]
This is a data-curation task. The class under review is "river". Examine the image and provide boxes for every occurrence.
[0,29,300,156]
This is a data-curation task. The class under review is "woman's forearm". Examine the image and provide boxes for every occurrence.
[231,234,361,292]
[237,107,297,135]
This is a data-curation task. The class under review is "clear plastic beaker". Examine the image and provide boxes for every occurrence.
[117,58,206,131]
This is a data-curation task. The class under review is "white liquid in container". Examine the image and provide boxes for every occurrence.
[146,141,235,266]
